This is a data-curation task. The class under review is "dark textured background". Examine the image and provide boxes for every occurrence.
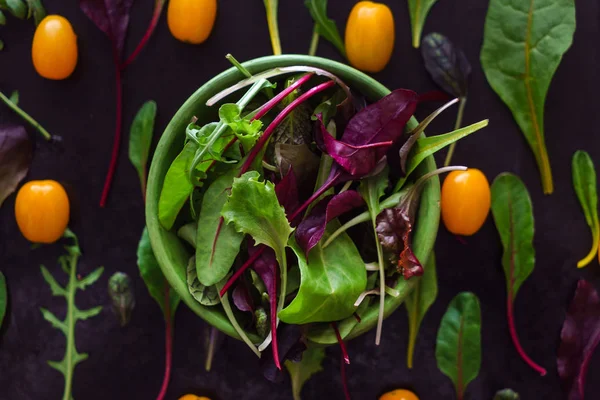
[1,0,600,399]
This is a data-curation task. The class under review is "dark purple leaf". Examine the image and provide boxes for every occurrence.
[261,324,307,383]
[375,207,423,279]
[296,190,364,256]
[80,0,135,57]
[558,280,600,400]
[0,125,32,207]
[422,33,471,98]
[232,282,254,313]
[275,168,299,216]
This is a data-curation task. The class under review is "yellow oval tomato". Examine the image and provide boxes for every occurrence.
[32,15,78,80]
[168,0,217,44]
[345,1,395,73]
[441,169,491,236]
[178,395,211,400]
[379,389,419,400]
[15,180,70,244]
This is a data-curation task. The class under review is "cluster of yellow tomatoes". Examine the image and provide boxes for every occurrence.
[177,389,420,400]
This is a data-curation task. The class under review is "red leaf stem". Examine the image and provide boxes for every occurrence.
[340,354,351,400]
[252,73,314,121]
[156,284,173,400]
[507,296,547,376]
[121,0,166,69]
[219,247,266,297]
[240,80,336,175]
[333,322,351,400]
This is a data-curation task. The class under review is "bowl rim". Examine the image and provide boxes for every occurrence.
[146,54,440,346]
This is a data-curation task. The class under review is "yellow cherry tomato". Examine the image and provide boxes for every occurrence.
[345,1,395,73]
[168,0,217,44]
[379,389,419,400]
[178,396,211,400]
[441,169,491,236]
[32,15,78,80]
[15,180,70,244]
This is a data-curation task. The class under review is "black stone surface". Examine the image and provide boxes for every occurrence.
[1,1,600,399]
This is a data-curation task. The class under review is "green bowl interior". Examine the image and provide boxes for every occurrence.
[146,55,440,345]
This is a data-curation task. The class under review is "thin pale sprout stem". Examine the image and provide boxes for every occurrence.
[308,25,319,56]
[444,97,467,167]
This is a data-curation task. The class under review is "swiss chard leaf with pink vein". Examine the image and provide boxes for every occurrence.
[80,0,134,57]
[558,280,600,400]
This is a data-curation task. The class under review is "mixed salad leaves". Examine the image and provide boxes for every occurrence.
[157,60,488,372]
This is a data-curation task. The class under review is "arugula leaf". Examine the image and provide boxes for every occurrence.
[0,271,6,331]
[494,389,520,400]
[0,124,32,207]
[571,151,599,268]
[491,173,546,376]
[558,280,600,400]
[280,228,367,324]
[40,229,104,400]
[407,0,439,48]
[405,252,437,368]
[304,0,346,57]
[285,346,325,400]
[186,256,220,306]
[24,0,45,25]
[480,0,576,194]
[108,272,134,327]
[436,292,481,400]
[219,103,263,151]
[128,100,157,199]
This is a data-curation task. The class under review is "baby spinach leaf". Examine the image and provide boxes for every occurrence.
[40,229,104,400]
[196,166,245,287]
[108,272,135,327]
[405,252,437,369]
[0,124,32,207]
[285,346,325,400]
[480,0,576,194]
[186,256,220,306]
[138,228,180,320]
[494,389,520,400]
[571,151,599,268]
[304,0,346,57]
[436,292,481,400]
[407,0,439,48]
[280,230,367,324]
[558,280,600,400]
[422,33,471,99]
[491,173,546,376]
[0,271,6,331]
[128,100,157,199]
[295,190,364,256]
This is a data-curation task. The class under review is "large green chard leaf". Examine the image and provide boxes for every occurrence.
[285,346,325,400]
[304,0,346,57]
[0,271,6,331]
[128,100,157,198]
[571,151,599,268]
[405,252,437,369]
[407,0,439,48]
[436,292,481,400]
[195,166,245,287]
[491,173,546,375]
[137,228,180,320]
[280,228,367,324]
[480,0,576,195]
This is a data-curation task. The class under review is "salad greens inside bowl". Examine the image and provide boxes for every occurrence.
[145,55,449,356]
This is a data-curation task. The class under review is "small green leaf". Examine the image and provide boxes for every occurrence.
[571,151,599,268]
[480,0,576,194]
[405,252,438,368]
[285,346,325,400]
[75,306,103,321]
[435,292,482,400]
[186,256,220,306]
[128,100,157,196]
[0,271,7,330]
[40,308,67,334]
[24,0,45,25]
[40,265,67,297]
[407,0,439,48]
[394,120,488,192]
[1,0,27,19]
[77,266,104,290]
[108,272,135,327]
[494,389,520,400]
[304,0,346,57]
[219,103,263,151]
[9,90,18,105]
[137,227,180,320]
[0,10,6,25]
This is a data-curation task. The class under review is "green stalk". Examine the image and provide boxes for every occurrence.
[308,25,320,56]
[372,218,386,346]
[264,0,282,55]
[218,283,261,357]
[0,90,52,140]
[406,281,420,369]
[62,253,77,400]
[443,97,467,167]
[226,54,253,78]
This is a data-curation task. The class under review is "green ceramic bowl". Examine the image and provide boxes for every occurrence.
[146,55,440,345]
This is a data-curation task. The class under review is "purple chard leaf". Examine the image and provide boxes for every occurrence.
[0,125,32,207]
[558,280,600,400]
[80,0,135,57]
[296,190,364,256]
